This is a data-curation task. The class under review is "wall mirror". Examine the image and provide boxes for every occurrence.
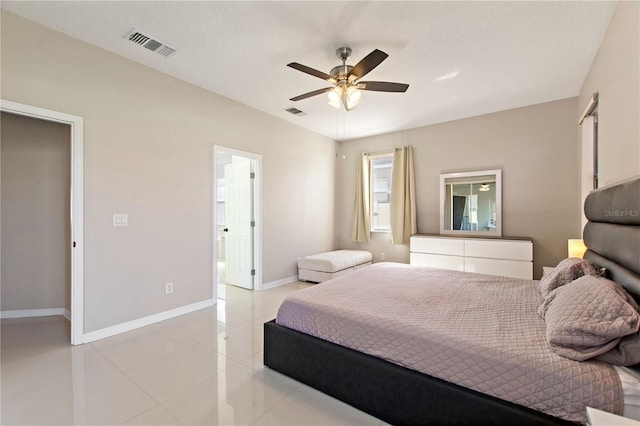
[440,169,502,237]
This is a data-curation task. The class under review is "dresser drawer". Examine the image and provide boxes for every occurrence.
[410,253,465,271]
[464,239,532,261]
[464,257,532,279]
[410,237,464,256]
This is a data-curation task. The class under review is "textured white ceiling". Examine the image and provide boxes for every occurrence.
[1,1,617,141]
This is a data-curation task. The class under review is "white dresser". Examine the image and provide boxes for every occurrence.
[410,234,533,279]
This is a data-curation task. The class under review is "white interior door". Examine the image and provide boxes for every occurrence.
[224,156,253,289]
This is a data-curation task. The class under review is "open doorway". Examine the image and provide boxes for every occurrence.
[1,112,71,326]
[0,100,84,345]
[213,146,262,298]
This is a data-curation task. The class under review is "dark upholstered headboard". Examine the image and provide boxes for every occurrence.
[582,176,640,303]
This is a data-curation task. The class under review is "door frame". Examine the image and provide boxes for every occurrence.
[213,145,263,294]
[1,99,84,345]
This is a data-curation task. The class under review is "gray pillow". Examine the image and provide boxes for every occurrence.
[538,257,601,301]
[595,332,640,366]
[540,275,640,362]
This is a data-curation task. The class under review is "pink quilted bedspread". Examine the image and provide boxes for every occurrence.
[276,262,623,424]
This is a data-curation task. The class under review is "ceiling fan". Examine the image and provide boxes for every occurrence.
[288,47,409,111]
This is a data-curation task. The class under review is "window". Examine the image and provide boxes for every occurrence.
[370,153,393,231]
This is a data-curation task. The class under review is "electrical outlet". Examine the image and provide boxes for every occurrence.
[165,282,173,295]
[380,252,385,260]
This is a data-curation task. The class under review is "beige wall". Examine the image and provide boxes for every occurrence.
[579,0,639,190]
[336,98,580,279]
[1,12,336,332]
[1,112,71,312]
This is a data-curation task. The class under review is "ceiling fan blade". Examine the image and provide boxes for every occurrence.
[358,81,409,92]
[348,49,388,79]
[287,62,334,82]
[290,87,334,102]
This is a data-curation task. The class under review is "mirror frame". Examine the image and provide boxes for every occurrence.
[439,169,502,237]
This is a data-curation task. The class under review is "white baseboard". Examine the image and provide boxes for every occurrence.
[83,299,216,343]
[63,309,71,321]
[1,308,66,319]
[260,275,299,291]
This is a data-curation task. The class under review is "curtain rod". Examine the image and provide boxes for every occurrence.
[365,148,401,156]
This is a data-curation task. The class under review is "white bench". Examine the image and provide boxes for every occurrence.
[298,250,373,283]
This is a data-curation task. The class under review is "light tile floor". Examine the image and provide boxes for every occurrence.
[1,282,385,425]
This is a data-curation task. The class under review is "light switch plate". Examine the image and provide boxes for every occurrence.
[113,214,128,227]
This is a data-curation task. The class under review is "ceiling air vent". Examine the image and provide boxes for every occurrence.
[125,29,175,57]
[285,107,307,116]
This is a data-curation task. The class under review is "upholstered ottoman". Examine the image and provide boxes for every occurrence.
[298,250,373,283]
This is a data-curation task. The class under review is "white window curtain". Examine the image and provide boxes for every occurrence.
[390,146,417,244]
[351,152,371,242]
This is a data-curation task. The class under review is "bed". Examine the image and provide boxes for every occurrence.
[264,176,640,425]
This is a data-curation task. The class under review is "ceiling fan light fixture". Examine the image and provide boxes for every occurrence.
[328,86,361,110]
[328,88,342,109]
[346,86,362,106]
[289,47,408,111]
